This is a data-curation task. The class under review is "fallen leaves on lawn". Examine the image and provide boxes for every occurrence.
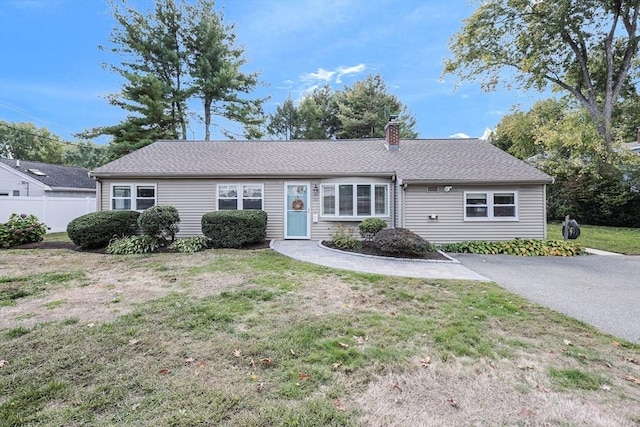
[601,385,612,391]
[338,342,349,348]
[289,348,296,356]
[518,408,536,417]
[625,357,639,365]
[233,349,242,358]
[420,356,431,367]
[446,397,459,409]
[299,372,311,381]
[0,360,7,368]
[260,358,273,367]
[353,335,366,345]
[624,376,640,385]
[332,363,342,371]
[249,358,256,369]
[535,384,549,393]
[158,368,171,375]
[563,339,573,346]
[128,339,139,346]
[612,340,620,347]
[333,399,346,411]
[184,357,195,365]
[392,383,402,392]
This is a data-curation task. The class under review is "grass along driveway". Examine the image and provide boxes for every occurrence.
[547,223,640,255]
[1,247,639,426]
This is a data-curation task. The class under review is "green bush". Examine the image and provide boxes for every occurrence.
[201,210,267,248]
[137,205,180,244]
[373,228,430,255]
[169,236,210,253]
[330,224,362,250]
[67,210,140,249]
[358,218,387,241]
[106,235,159,255]
[438,238,585,256]
[0,213,48,248]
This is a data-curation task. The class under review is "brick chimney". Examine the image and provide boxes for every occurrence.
[385,117,400,151]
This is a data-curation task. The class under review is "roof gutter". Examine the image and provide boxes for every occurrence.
[90,171,397,179]
[401,178,553,185]
[49,187,97,193]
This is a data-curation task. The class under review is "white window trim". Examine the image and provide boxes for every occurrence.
[110,183,157,212]
[463,190,519,221]
[216,183,264,211]
[320,183,390,219]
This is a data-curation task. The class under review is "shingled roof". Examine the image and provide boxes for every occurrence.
[0,159,96,190]
[91,139,552,184]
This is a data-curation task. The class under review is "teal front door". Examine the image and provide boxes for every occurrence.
[285,183,310,239]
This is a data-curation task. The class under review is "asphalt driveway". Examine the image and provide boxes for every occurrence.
[456,253,640,343]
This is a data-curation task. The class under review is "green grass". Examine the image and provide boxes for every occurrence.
[1,249,639,426]
[0,271,85,306]
[43,232,72,243]
[548,222,640,255]
[548,367,608,390]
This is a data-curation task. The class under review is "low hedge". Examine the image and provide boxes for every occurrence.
[67,210,140,249]
[202,210,267,248]
[138,205,180,244]
[373,228,430,255]
[439,238,585,256]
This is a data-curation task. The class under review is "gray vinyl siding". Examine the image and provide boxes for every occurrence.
[403,184,547,243]
[98,178,285,239]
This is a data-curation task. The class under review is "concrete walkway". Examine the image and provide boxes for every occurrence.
[270,240,489,281]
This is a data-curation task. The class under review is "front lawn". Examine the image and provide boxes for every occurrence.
[547,223,640,255]
[1,248,639,426]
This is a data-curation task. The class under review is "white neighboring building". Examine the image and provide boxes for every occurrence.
[0,159,96,232]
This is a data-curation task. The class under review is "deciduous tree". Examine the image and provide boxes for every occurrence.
[445,0,639,149]
[0,121,64,163]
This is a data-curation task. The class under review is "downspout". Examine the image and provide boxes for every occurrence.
[543,183,547,239]
[397,178,403,228]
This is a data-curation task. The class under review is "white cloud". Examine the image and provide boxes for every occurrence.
[449,132,470,139]
[301,68,336,83]
[335,63,366,83]
[479,128,493,140]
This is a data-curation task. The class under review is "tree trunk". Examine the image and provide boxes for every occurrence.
[204,99,211,141]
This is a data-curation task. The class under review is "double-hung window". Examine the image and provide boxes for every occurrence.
[321,183,388,217]
[111,184,156,211]
[464,191,518,220]
[217,184,263,210]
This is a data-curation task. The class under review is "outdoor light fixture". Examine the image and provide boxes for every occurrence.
[312,184,319,196]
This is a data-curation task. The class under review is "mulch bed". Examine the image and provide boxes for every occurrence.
[7,240,272,253]
[322,241,449,261]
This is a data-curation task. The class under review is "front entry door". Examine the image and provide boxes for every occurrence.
[285,182,310,239]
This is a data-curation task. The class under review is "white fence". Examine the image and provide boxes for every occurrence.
[0,197,96,233]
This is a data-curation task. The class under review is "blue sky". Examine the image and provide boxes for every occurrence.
[0,0,543,143]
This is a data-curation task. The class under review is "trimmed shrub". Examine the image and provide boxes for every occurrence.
[373,228,430,255]
[358,218,387,241]
[438,238,585,256]
[137,205,180,244]
[0,213,48,248]
[201,210,267,248]
[67,210,140,249]
[169,236,210,253]
[106,235,159,255]
[330,224,362,250]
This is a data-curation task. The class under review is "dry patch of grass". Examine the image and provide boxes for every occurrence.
[1,248,639,426]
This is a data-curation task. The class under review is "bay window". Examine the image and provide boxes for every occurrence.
[322,183,388,217]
